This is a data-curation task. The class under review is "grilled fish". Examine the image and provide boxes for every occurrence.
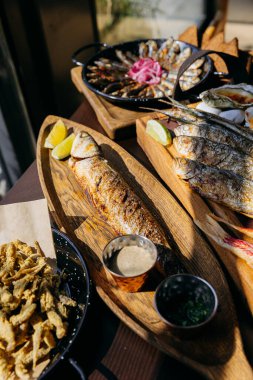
[174,123,253,157]
[174,158,253,215]
[70,155,167,244]
[155,100,253,141]
[71,132,100,159]
[174,136,253,181]
[69,133,184,276]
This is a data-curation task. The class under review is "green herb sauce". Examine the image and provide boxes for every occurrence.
[163,294,210,327]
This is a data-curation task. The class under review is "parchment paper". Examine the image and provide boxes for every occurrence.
[0,198,56,261]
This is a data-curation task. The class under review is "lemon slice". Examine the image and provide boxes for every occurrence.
[146,119,172,146]
[44,119,67,148]
[52,133,75,160]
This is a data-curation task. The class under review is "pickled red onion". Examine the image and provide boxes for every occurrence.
[128,58,162,85]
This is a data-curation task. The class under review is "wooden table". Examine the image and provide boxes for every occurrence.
[2,98,253,380]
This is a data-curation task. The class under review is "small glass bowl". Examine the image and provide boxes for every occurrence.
[102,234,158,292]
[154,274,218,336]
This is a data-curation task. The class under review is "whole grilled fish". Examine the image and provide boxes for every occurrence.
[155,102,253,141]
[173,136,253,182]
[174,123,253,157]
[69,132,184,275]
[70,154,167,244]
[174,158,253,215]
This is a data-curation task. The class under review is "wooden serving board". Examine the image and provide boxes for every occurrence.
[71,67,154,140]
[37,115,252,380]
[136,116,253,315]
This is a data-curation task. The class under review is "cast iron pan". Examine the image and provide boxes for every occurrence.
[72,39,213,107]
[40,228,91,380]
[72,39,249,108]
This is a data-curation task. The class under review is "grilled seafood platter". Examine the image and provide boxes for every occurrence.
[148,98,253,217]
[82,39,212,102]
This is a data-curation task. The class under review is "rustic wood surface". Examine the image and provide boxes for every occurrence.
[71,67,154,140]
[37,115,252,380]
[136,116,253,316]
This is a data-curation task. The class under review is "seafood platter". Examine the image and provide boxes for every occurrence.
[36,115,253,379]
[136,82,253,316]
[72,38,213,106]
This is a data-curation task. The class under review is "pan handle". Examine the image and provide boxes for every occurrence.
[68,357,87,380]
[72,42,111,66]
[172,49,249,100]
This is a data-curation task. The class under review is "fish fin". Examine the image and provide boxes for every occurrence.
[208,213,253,238]
[195,216,253,268]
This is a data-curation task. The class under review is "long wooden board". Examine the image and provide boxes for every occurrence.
[136,116,253,315]
[71,67,154,139]
[37,115,252,380]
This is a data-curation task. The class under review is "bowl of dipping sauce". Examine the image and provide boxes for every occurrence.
[102,235,158,292]
[154,274,218,336]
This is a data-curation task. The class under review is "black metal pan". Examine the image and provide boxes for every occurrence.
[72,39,213,107]
[40,227,91,380]
[72,39,249,108]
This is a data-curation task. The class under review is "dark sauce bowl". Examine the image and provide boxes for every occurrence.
[154,274,218,337]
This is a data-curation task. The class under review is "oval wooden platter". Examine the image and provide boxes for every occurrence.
[37,115,252,380]
[136,115,253,316]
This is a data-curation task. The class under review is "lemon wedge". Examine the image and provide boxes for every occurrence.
[44,119,67,148]
[51,133,75,160]
[146,119,172,146]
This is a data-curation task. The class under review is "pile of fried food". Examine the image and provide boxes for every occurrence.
[0,240,77,380]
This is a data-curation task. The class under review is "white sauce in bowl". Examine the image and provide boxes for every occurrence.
[110,246,155,276]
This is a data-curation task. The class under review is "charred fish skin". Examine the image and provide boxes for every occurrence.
[70,155,167,245]
[69,133,188,275]
[174,158,253,215]
[173,136,253,182]
[174,123,253,158]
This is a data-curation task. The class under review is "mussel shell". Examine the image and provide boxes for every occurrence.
[200,83,253,109]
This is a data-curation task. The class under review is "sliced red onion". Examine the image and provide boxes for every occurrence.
[128,58,162,85]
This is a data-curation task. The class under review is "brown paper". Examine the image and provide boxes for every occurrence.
[0,198,56,261]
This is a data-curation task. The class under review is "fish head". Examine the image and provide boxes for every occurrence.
[173,158,197,179]
[174,124,198,137]
[173,136,194,156]
[71,132,100,159]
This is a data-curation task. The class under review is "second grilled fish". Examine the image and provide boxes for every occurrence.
[173,135,253,182]
[174,123,253,157]
[69,132,185,276]
[174,158,253,215]
[70,155,167,244]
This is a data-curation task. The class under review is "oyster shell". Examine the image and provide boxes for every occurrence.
[200,83,253,109]
[219,109,245,124]
[196,101,221,115]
